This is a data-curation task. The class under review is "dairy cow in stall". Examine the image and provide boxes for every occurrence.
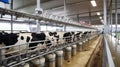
[0,32,53,64]
[0,31,78,58]
[44,31,82,46]
[73,31,83,41]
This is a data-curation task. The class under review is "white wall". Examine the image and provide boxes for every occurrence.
[0,2,10,9]
[0,22,29,31]
[66,26,96,32]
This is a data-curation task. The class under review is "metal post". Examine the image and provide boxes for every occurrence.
[103,0,107,34]
[10,0,13,33]
[37,0,40,9]
[35,0,42,32]
[36,20,41,32]
[64,0,67,17]
[77,14,80,23]
[64,0,67,32]
[108,15,110,34]
[103,0,107,67]
[0,49,2,67]
[115,0,119,66]
[110,1,113,47]
[110,4,113,36]
[88,5,91,25]
[115,0,118,38]
[64,24,66,32]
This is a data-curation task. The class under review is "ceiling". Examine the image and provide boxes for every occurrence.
[12,0,112,25]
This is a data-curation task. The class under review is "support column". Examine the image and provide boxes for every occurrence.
[31,57,45,67]
[46,53,56,67]
[64,47,72,62]
[10,0,13,33]
[55,50,63,67]
[72,45,77,56]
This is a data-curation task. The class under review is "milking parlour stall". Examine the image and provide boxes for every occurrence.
[0,0,103,67]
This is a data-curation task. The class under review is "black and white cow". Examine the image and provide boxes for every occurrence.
[73,31,83,41]
[0,32,55,67]
[44,31,78,46]
[0,32,54,59]
[0,31,84,60]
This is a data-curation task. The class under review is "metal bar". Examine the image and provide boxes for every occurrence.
[89,11,91,25]
[103,0,107,67]
[115,0,118,37]
[103,0,107,34]
[64,24,66,32]
[0,49,2,67]
[115,0,119,66]
[64,0,67,17]
[37,0,40,9]
[36,20,41,32]
[10,0,13,33]
[77,14,80,23]
[104,36,115,67]
[110,0,113,36]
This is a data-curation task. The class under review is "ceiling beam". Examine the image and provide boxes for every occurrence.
[45,0,90,10]
[14,0,53,10]
[15,0,90,10]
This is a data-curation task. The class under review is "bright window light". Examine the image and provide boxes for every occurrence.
[99,16,102,19]
[97,12,100,15]
[90,0,97,7]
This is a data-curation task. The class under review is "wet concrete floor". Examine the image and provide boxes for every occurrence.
[63,35,102,67]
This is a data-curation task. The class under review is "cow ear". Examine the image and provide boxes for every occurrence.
[49,32,53,36]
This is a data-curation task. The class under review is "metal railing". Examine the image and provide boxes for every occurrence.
[103,35,115,67]
[0,33,98,67]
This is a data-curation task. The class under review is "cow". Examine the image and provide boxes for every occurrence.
[0,32,53,67]
[44,31,76,46]
[0,31,85,67]
[73,31,83,41]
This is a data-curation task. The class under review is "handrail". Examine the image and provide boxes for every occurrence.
[103,36,115,67]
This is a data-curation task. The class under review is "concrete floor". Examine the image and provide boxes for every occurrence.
[107,35,120,67]
[63,36,102,67]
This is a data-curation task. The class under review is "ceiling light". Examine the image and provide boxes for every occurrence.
[90,0,97,7]
[101,19,103,22]
[97,12,100,15]
[99,16,102,19]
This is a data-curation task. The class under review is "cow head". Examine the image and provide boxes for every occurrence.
[48,32,60,46]
[63,32,73,43]
[73,32,82,41]
[3,33,19,46]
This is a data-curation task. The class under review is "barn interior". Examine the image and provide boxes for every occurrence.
[0,0,119,67]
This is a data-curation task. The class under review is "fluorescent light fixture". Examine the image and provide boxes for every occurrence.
[99,16,102,19]
[90,0,97,7]
[97,12,100,15]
